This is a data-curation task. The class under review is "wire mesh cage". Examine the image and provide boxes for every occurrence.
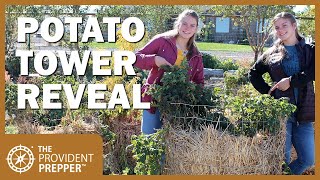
[163,102,287,175]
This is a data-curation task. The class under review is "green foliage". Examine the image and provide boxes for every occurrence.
[96,5,126,35]
[219,59,239,71]
[100,124,116,143]
[121,167,132,175]
[201,21,215,42]
[99,27,149,122]
[97,5,126,17]
[196,42,253,52]
[223,67,250,95]
[297,5,315,39]
[30,75,81,126]
[32,109,64,127]
[99,75,141,123]
[147,60,225,130]
[202,53,221,69]
[5,5,45,79]
[5,83,18,117]
[263,73,273,86]
[41,74,77,85]
[97,5,204,39]
[212,5,294,61]
[5,78,49,125]
[282,161,294,175]
[148,60,217,116]
[5,124,19,134]
[131,6,186,38]
[116,28,149,51]
[5,56,21,80]
[131,129,166,175]
[202,53,239,71]
[225,94,296,137]
[235,84,260,99]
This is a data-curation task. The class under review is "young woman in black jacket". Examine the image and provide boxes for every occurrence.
[249,12,315,175]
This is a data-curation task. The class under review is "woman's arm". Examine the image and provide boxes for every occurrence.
[193,56,204,85]
[290,44,315,88]
[191,56,204,86]
[248,55,271,94]
[134,36,162,70]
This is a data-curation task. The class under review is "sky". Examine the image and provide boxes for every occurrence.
[293,5,307,13]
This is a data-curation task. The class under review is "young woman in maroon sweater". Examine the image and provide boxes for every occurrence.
[134,9,204,134]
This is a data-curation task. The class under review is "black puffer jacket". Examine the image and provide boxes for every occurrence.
[249,38,315,122]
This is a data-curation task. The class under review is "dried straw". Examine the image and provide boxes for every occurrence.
[163,119,286,175]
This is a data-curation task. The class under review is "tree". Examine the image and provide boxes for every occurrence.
[45,5,90,51]
[5,5,45,78]
[95,5,127,36]
[40,5,91,82]
[129,5,179,38]
[212,5,294,62]
[130,5,204,38]
[5,5,90,79]
[297,5,315,41]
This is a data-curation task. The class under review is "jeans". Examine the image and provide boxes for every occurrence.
[141,109,162,134]
[285,116,315,175]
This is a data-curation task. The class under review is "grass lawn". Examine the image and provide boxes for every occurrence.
[85,41,257,52]
[196,42,253,52]
[82,42,117,49]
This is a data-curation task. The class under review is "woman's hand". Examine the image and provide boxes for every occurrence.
[268,77,291,94]
[155,56,172,67]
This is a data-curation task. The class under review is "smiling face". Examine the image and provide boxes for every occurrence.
[274,18,297,44]
[177,15,198,40]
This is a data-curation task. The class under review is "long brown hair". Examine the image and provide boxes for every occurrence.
[157,9,199,58]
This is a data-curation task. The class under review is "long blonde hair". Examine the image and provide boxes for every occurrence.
[158,9,199,58]
[269,12,303,56]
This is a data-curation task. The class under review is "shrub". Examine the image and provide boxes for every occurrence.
[5,83,18,118]
[30,75,80,126]
[202,52,221,69]
[218,58,239,71]
[5,55,21,80]
[131,129,166,175]
[235,84,260,99]
[202,53,239,71]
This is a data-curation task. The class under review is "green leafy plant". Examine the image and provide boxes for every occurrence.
[263,73,273,86]
[149,61,217,111]
[131,129,166,175]
[218,58,239,71]
[225,94,296,137]
[29,75,81,126]
[223,67,250,95]
[5,83,18,117]
[202,54,239,71]
[202,52,221,69]
[100,124,116,144]
[147,60,225,129]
